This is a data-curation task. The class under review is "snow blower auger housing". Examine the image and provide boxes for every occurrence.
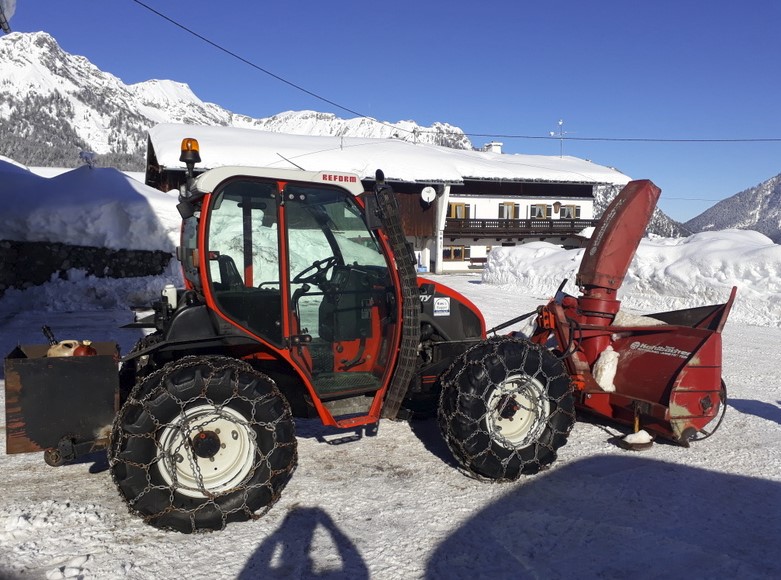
[530,180,735,447]
[3,136,733,533]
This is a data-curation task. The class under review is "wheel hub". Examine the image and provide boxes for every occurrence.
[157,404,257,498]
[487,373,550,449]
[497,394,521,420]
[192,430,222,459]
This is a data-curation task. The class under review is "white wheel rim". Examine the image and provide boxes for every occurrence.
[157,404,257,498]
[486,373,550,449]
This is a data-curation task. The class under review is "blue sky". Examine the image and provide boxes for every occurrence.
[6,0,781,222]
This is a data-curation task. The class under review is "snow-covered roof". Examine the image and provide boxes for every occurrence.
[148,123,632,186]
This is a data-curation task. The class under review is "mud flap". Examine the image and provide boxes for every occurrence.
[4,343,119,458]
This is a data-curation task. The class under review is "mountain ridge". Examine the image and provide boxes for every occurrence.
[0,31,472,170]
[685,174,781,243]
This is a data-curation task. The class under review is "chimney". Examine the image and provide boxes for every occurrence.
[484,141,503,154]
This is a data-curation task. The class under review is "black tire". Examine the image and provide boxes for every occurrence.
[108,356,297,533]
[438,337,575,481]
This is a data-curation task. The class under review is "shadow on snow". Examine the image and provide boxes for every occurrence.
[425,455,781,578]
[728,398,781,427]
[238,506,369,579]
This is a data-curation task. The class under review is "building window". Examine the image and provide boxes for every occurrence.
[530,204,552,219]
[498,202,520,219]
[448,203,470,219]
[443,245,471,261]
[560,205,581,219]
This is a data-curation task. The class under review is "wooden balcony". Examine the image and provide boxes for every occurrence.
[444,218,598,240]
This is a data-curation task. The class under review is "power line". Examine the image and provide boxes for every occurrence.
[663,197,727,201]
[128,0,410,136]
[463,133,781,143]
[129,1,781,147]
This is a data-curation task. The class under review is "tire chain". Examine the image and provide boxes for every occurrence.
[438,337,576,481]
[109,355,297,532]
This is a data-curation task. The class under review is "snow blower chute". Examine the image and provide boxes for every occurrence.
[531,180,735,447]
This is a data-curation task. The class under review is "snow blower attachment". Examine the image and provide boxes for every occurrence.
[531,180,735,448]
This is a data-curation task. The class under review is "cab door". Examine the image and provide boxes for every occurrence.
[205,178,285,346]
[281,183,396,401]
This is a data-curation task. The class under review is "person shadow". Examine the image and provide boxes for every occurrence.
[238,506,369,579]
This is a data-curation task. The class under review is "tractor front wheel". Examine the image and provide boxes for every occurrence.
[108,356,297,533]
[438,337,575,480]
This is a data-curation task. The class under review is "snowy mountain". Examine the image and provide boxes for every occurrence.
[685,173,781,243]
[593,184,690,238]
[0,31,472,170]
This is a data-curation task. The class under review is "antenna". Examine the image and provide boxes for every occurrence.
[549,119,569,157]
[276,152,305,171]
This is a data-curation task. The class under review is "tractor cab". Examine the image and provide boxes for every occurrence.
[176,164,402,426]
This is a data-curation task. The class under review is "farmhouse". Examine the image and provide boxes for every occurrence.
[145,124,631,273]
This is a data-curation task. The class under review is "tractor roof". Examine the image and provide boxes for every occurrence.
[192,165,365,196]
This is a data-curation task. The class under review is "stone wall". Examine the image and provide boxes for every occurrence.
[0,239,173,297]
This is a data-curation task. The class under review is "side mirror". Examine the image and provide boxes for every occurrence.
[363,195,384,230]
[177,200,195,219]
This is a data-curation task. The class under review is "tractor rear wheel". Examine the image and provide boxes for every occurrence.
[108,356,297,533]
[438,337,575,481]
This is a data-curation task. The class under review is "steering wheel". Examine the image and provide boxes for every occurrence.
[293,256,338,285]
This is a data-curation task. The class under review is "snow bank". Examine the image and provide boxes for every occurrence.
[0,262,184,312]
[484,230,781,328]
[0,163,180,251]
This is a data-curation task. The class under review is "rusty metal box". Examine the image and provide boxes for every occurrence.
[4,343,120,455]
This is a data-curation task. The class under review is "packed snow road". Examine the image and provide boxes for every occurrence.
[1,275,779,579]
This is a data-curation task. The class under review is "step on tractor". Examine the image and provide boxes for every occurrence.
[4,138,735,533]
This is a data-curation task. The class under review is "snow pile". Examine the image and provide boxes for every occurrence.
[0,262,184,313]
[0,163,180,251]
[484,230,781,327]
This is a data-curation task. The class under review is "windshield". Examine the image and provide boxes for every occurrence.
[284,184,386,275]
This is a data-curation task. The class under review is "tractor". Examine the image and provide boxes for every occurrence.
[4,138,734,533]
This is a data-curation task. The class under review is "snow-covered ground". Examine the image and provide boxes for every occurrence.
[1,161,780,578]
[1,276,780,579]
